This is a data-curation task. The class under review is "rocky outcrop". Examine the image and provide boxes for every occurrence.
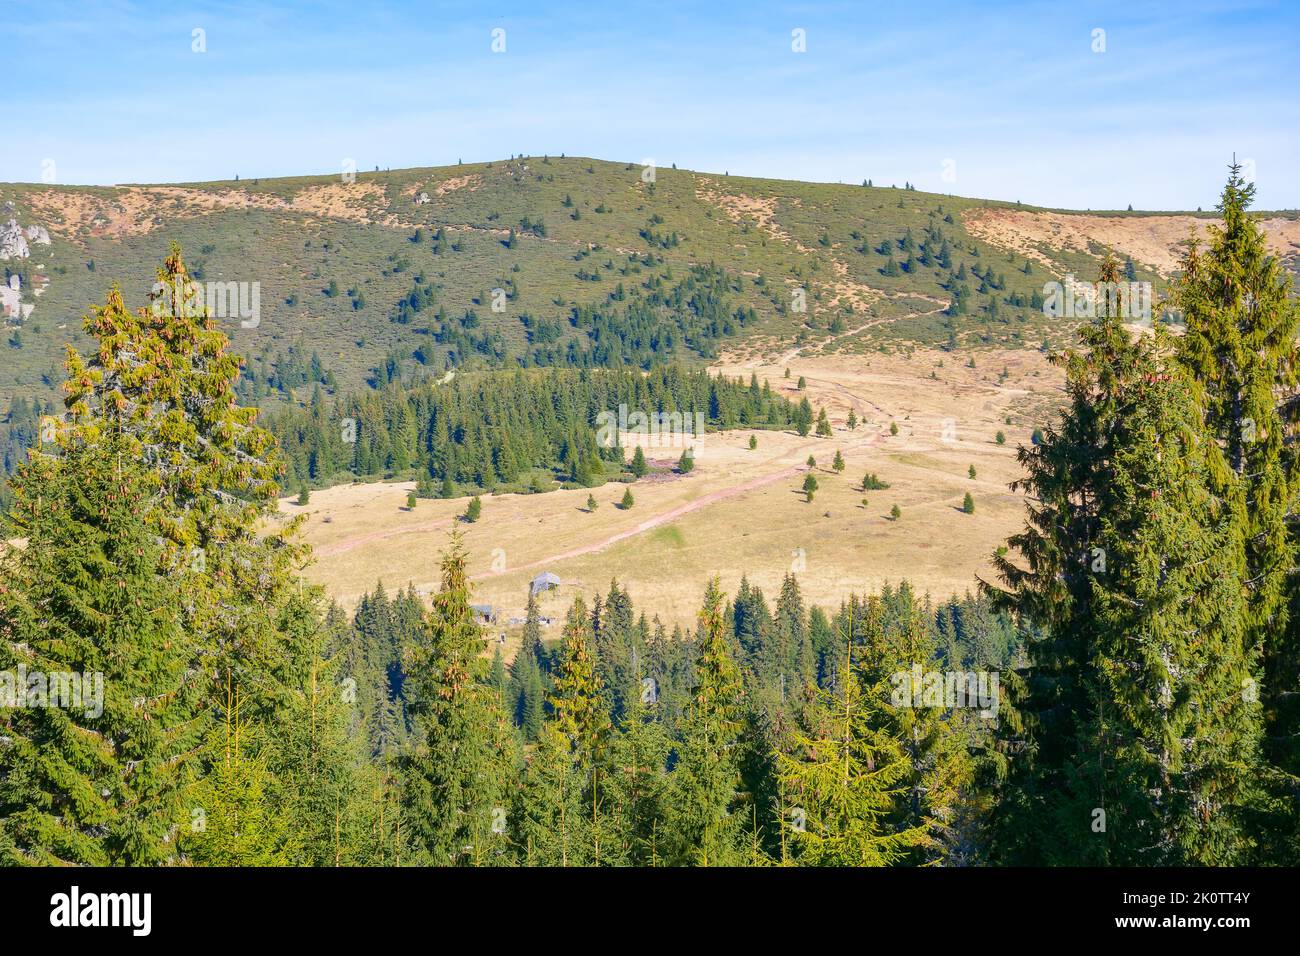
[0,219,29,260]
[0,219,51,258]
[0,283,22,320]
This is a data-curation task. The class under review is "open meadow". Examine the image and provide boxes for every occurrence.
[291,340,1064,655]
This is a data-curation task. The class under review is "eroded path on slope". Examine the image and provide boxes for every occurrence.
[311,306,940,580]
[483,425,893,582]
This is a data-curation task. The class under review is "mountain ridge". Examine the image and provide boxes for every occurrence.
[2,155,1296,426]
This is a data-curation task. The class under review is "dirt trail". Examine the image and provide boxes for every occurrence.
[476,469,794,580]
[458,424,893,588]
[465,306,948,578]
[317,418,891,591]
[770,304,949,366]
[313,302,949,588]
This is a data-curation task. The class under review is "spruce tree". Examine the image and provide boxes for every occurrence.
[180,678,297,865]
[59,247,308,751]
[519,659,546,742]
[1174,164,1300,859]
[400,534,517,864]
[0,434,202,865]
[803,473,818,502]
[512,722,585,865]
[604,672,673,865]
[512,590,547,741]
[988,256,1261,864]
[774,573,814,696]
[549,597,615,864]
[795,397,813,436]
[272,589,390,865]
[630,445,648,478]
[856,590,982,865]
[778,606,927,866]
[668,579,747,865]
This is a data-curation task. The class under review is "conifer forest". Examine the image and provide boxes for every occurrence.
[2,1,1297,939]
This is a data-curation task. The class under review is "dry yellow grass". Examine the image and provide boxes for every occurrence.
[964,207,1300,276]
[25,181,401,239]
[290,346,1064,657]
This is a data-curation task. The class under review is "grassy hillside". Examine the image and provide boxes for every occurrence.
[0,156,1177,418]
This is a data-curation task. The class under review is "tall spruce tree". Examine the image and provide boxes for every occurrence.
[512,588,548,741]
[400,534,517,864]
[778,606,928,866]
[988,256,1260,864]
[268,585,388,865]
[774,573,815,700]
[58,248,314,804]
[549,596,615,864]
[1175,163,1298,648]
[1174,164,1300,861]
[603,668,673,866]
[512,722,585,866]
[854,591,983,865]
[668,579,748,865]
[0,434,202,864]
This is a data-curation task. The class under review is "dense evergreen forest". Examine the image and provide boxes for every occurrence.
[2,166,1299,866]
[265,364,800,495]
[386,260,760,371]
[0,397,48,513]
[323,574,1018,866]
[0,260,778,509]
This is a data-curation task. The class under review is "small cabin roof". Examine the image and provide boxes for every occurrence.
[530,571,561,593]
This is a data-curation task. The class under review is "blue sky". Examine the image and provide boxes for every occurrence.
[6,0,1298,209]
